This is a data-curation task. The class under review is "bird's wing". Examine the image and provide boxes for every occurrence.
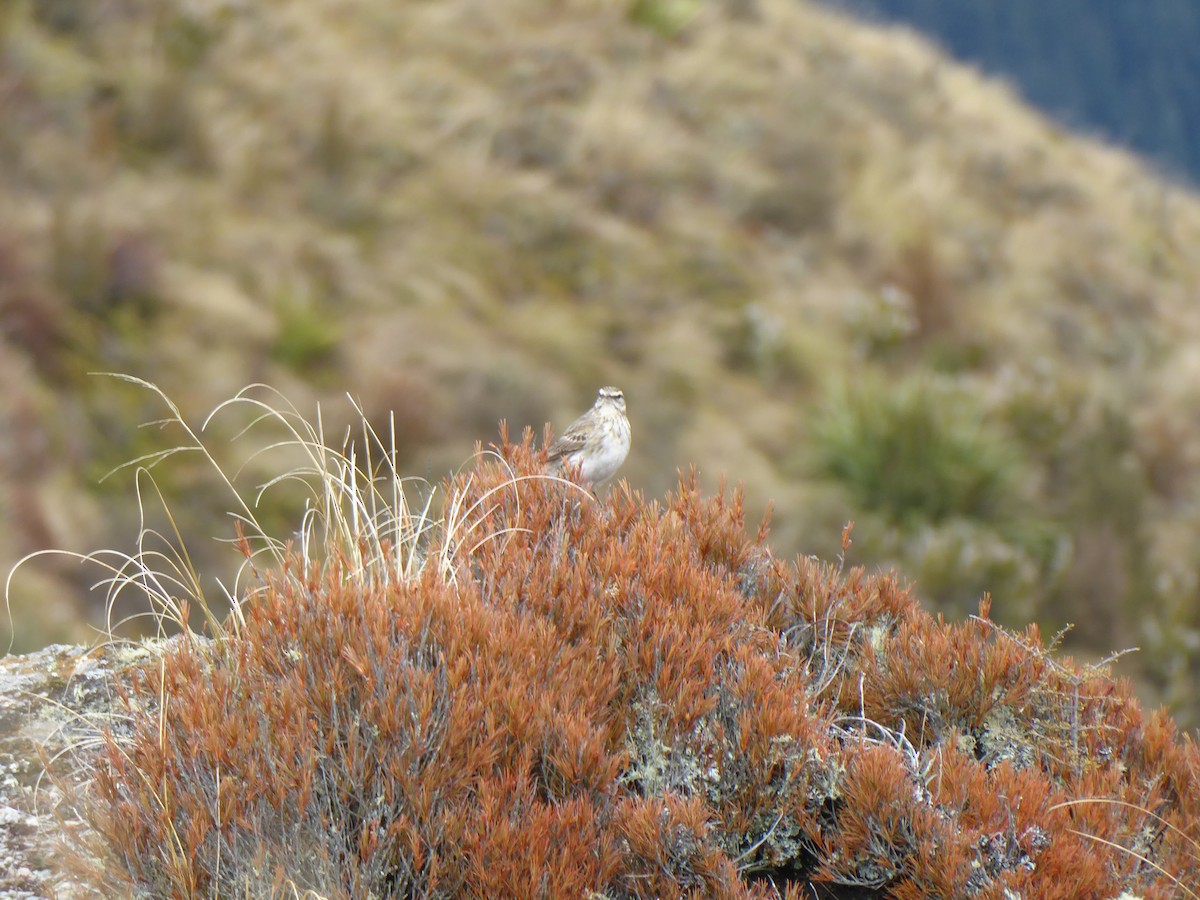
[545,414,593,463]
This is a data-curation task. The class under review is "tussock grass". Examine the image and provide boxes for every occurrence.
[6,375,543,650]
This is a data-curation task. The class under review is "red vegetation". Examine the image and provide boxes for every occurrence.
[79,435,1200,898]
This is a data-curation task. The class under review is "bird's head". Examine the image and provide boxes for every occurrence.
[596,386,626,413]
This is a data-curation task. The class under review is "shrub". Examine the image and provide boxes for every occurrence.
[59,397,1200,898]
[271,297,342,375]
[0,236,69,379]
[812,377,1023,526]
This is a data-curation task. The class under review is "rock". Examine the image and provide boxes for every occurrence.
[0,639,178,898]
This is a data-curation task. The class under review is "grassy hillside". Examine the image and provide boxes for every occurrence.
[4,0,1200,721]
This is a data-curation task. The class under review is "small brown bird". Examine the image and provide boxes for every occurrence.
[545,386,631,488]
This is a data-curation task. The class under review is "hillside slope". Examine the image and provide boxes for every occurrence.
[3,0,1200,719]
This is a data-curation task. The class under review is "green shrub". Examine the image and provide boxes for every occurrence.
[627,0,701,39]
[812,377,1024,526]
[271,298,341,374]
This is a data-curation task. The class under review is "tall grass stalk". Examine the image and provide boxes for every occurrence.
[7,374,542,646]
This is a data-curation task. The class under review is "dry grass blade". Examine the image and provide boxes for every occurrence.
[8,376,513,648]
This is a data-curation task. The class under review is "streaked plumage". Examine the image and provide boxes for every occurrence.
[546,386,631,487]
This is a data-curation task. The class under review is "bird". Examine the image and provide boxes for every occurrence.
[545,386,631,488]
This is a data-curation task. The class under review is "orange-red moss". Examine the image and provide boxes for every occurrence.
[80,437,1200,897]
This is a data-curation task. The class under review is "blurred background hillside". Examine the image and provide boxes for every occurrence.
[3,0,1200,724]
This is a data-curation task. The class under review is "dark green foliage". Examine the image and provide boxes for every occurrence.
[813,378,1021,525]
[828,0,1200,182]
[270,298,341,374]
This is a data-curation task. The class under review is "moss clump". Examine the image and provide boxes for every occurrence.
[73,440,1200,898]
